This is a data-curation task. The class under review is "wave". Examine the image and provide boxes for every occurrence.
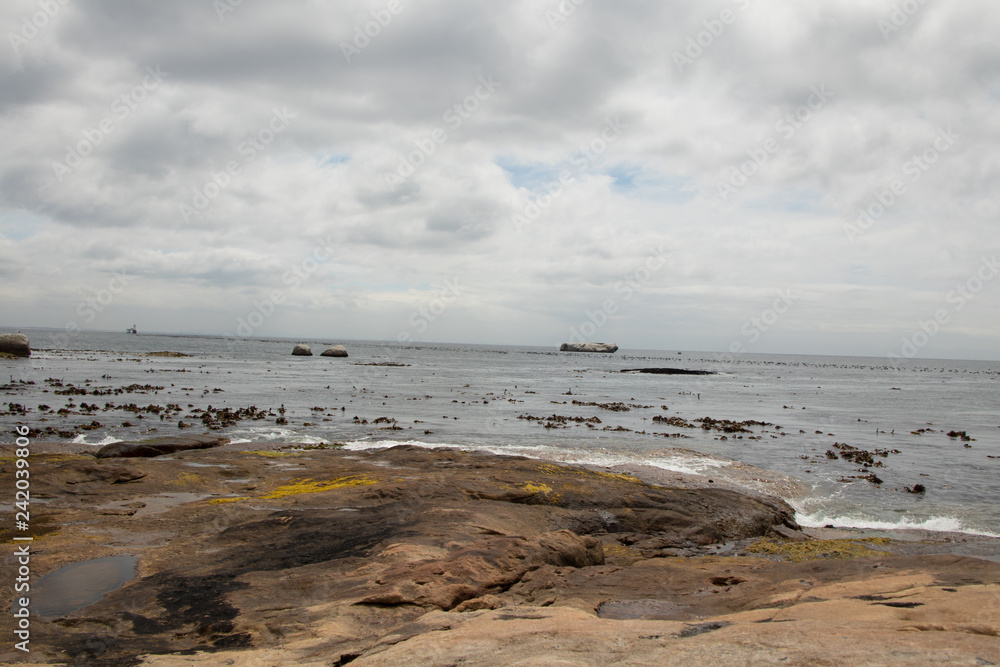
[336,438,731,474]
[793,508,1000,538]
[225,426,330,445]
[71,434,122,447]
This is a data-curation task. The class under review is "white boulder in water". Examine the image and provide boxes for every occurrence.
[0,333,30,357]
[559,342,618,353]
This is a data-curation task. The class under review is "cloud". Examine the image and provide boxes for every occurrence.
[0,0,998,359]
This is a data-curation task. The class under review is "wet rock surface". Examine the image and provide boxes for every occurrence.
[95,435,230,458]
[1,443,998,666]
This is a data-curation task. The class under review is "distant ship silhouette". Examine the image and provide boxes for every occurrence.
[126,325,138,334]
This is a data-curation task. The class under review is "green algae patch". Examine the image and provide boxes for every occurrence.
[39,453,92,462]
[208,476,377,505]
[746,537,892,562]
[282,443,345,451]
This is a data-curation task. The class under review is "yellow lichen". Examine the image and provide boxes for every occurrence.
[261,476,377,498]
[208,496,249,505]
[590,470,642,484]
[521,481,553,495]
[603,542,643,564]
[166,472,203,487]
[746,537,892,562]
[207,476,377,505]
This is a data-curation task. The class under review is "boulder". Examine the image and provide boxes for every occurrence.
[559,342,618,353]
[292,344,313,356]
[95,435,230,459]
[0,333,31,357]
[321,345,349,358]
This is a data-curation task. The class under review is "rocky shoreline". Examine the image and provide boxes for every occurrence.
[1,440,998,666]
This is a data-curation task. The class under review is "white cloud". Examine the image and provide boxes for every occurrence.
[1,0,998,360]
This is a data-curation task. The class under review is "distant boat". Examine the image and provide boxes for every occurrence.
[126,325,138,334]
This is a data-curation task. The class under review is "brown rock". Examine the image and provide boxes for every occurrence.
[95,435,230,458]
[3,444,997,666]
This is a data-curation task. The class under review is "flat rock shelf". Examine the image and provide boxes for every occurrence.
[1,442,998,666]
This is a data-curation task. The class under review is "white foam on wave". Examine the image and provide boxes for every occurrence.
[339,439,449,451]
[341,440,997,537]
[71,434,121,447]
[644,457,729,475]
[794,508,1000,538]
[227,426,329,445]
[337,439,731,477]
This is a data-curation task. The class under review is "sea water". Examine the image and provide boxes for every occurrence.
[3,328,998,536]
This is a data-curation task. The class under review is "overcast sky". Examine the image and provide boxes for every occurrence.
[1,0,998,360]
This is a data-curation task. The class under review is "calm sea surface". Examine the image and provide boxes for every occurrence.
[3,328,999,536]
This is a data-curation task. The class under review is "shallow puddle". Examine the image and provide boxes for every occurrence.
[32,555,138,618]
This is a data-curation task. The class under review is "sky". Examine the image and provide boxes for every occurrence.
[1,0,998,360]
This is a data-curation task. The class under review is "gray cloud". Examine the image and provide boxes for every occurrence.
[1,0,998,359]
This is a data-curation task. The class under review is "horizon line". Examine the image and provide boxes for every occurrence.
[3,325,998,364]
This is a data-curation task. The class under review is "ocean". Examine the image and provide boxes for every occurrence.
[3,327,998,537]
